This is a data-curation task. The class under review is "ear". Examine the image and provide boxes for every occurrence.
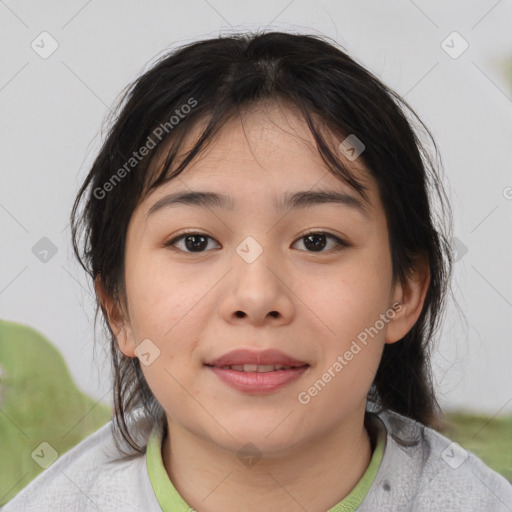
[385,257,430,344]
[94,276,136,357]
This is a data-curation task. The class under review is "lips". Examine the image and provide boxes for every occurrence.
[216,363,299,372]
[205,349,309,394]
[205,348,308,368]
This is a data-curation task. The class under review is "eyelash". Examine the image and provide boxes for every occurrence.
[164,230,349,254]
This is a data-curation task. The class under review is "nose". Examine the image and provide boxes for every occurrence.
[218,240,295,327]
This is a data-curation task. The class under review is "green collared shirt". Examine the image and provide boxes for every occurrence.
[146,422,385,511]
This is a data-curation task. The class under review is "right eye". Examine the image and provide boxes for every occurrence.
[165,232,221,253]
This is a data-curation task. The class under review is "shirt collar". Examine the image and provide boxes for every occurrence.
[146,414,386,511]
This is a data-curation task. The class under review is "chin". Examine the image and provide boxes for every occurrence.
[213,418,309,455]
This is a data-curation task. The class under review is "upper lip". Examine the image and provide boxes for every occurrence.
[206,349,308,367]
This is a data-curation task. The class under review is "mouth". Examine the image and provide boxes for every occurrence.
[204,349,310,394]
[208,363,307,372]
[205,348,308,367]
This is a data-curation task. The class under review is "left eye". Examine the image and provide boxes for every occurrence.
[292,232,348,253]
[165,231,348,253]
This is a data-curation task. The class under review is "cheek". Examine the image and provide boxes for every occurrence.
[296,264,391,416]
[297,246,393,405]
[304,250,393,341]
[124,254,205,340]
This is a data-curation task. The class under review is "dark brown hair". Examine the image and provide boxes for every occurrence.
[71,31,453,455]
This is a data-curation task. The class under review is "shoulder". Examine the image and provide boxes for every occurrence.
[360,409,512,511]
[2,417,161,512]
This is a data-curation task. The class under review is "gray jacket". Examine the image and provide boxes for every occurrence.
[3,409,512,511]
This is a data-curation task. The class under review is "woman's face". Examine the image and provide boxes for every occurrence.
[113,104,410,455]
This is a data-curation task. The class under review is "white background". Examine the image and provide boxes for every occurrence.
[1,0,511,416]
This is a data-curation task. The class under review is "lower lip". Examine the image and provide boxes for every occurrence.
[208,366,309,394]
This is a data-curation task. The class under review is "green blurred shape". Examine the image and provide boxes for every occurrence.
[491,55,512,94]
[0,320,112,505]
[440,411,512,483]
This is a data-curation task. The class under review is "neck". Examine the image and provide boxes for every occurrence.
[162,408,374,512]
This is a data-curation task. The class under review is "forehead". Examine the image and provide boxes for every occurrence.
[143,102,379,213]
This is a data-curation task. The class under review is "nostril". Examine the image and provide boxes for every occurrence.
[235,311,245,318]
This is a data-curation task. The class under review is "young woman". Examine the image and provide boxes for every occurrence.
[5,31,511,511]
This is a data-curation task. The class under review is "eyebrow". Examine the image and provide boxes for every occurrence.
[147,189,370,218]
